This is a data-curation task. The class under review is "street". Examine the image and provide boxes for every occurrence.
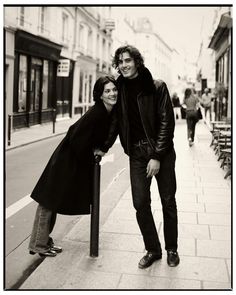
[5,119,231,290]
[5,134,128,289]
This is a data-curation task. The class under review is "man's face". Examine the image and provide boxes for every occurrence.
[118,52,138,79]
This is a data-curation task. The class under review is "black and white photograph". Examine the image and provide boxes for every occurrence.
[4,2,232,291]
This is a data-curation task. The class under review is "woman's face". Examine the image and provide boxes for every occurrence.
[100,82,118,107]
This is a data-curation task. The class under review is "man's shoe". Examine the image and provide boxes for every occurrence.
[50,245,63,253]
[167,250,180,267]
[138,252,162,269]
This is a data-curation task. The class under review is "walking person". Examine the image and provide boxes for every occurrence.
[200,87,212,123]
[171,92,181,120]
[101,45,179,268]
[28,76,117,257]
[183,88,200,147]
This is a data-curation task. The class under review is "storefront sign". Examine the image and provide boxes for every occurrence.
[57,59,70,77]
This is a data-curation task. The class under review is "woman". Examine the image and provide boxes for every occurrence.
[28,76,118,257]
[183,88,200,147]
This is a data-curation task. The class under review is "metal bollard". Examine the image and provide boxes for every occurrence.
[52,109,56,133]
[8,115,12,146]
[90,155,102,257]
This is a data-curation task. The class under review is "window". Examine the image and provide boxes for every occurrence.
[79,24,85,53]
[87,28,93,57]
[88,74,92,103]
[79,71,83,103]
[40,7,45,33]
[62,13,68,43]
[42,60,49,109]
[19,7,25,26]
[18,55,27,112]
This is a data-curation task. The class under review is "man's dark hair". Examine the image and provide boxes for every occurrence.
[112,45,145,73]
[93,75,116,102]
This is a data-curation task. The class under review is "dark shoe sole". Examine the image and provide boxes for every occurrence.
[29,250,57,257]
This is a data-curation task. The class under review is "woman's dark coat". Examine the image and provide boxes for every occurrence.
[31,102,112,215]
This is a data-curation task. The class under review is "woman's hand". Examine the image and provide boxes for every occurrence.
[94,149,105,157]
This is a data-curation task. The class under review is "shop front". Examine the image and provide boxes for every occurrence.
[13,30,62,128]
[209,13,232,121]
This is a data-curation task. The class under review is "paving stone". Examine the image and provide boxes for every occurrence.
[198,213,231,226]
[202,281,231,290]
[99,232,144,252]
[108,207,136,221]
[178,224,210,239]
[77,249,146,275]
[197,240,231,258]
[115,199,133,209]
[20,241,87,289]
[178,212,197,224]
[177,202,205,213]
[226,259,231,280]
[156,211,197,225]
[177,181,197,188]
[64,215,90,242]
[63,270,121,289]
[205,202,231,214]
[177,187,203,195]
[198,194,231,204]
[101,219,141,235]
[196,180,230,188]
[176,193,197,203]
[157,235,195,256]
[117,273,201,289]
[150,255,229,282]
[209,225,231,240]
[203,187,231,196]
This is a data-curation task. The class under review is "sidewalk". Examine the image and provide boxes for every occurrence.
[6,116,80,151]
[17,120,231,290]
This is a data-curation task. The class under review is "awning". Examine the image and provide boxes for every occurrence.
[15,30,62,61]
[208,13,232,50]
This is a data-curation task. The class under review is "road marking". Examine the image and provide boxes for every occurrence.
[6,194,32,219]
[6,154,114,219]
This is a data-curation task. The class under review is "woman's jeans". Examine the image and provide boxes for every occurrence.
[28,204,57,253]
[186,110,198,141]
[129,143,178,254]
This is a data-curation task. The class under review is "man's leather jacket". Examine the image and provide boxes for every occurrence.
[102,73,175,161]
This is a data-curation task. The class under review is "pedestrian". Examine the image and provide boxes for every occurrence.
[171,92,181,120]
[101,45,179,268]
[28,75,118,257]
[200,87,212,123]
[183,88,200,147]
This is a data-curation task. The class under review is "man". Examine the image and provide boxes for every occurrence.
[102,45,179,269]
[171,92,181,120]
[200,88,212,122]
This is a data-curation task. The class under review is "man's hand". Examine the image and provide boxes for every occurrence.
[94,149,105,157]
[146,159,160,178]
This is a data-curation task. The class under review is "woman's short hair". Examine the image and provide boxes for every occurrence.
[93,75,117,102]
[184,88,192,99]
[112,45,145,73]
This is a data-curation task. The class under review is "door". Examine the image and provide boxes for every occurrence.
[30,64,42,124]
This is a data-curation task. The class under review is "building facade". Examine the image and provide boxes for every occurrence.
[4,6,114,134]
[196,6,232,121]
[209,9,232,121]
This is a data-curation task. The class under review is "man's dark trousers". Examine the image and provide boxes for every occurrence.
[129,142,178,254]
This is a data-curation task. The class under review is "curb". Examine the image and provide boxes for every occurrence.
[5,132,67,152]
